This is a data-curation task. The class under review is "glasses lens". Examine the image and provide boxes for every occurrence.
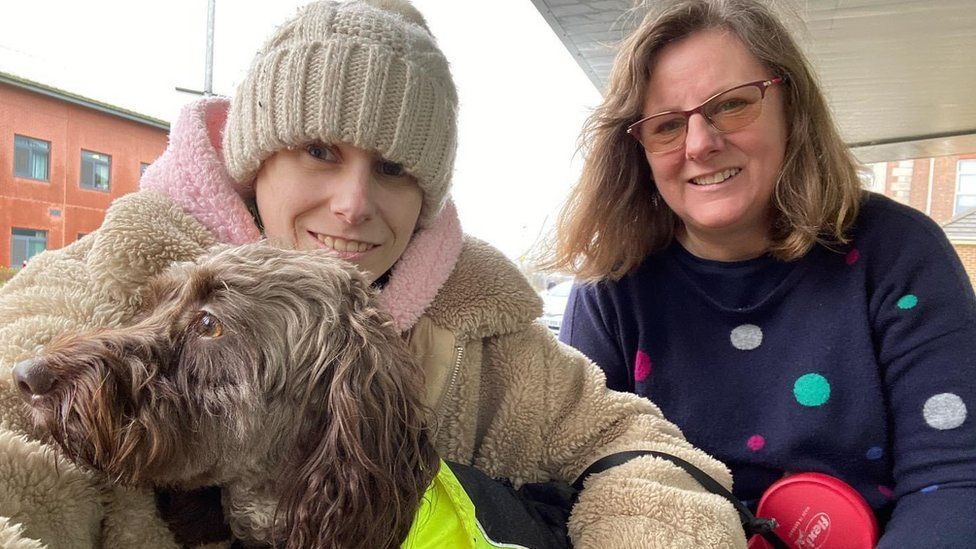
[704,84,763,132]
[638,113,687,153]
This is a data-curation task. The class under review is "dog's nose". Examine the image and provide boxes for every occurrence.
[12,358,57,398]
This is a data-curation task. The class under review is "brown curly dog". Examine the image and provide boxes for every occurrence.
[13,243,439,549]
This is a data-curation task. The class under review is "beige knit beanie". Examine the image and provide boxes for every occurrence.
[222,0,458,227]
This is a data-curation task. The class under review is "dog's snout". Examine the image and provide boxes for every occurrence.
[13,358,57,398]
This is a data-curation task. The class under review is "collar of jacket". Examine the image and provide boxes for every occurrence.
[140,97,471,334]
[423,236,542,340]
[141,97,540,338]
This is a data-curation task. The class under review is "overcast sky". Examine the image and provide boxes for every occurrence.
[0,0,603,261]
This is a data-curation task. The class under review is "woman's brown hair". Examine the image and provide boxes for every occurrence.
[542,0,862,281]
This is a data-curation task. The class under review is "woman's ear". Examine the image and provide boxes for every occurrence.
[275,300,438,548]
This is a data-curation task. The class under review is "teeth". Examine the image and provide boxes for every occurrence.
[315,234,374,253]
[692,168,741,186]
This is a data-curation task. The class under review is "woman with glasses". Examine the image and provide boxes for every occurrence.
[545,0,976,546]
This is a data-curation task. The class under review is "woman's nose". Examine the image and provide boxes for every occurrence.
[684,113,723,161]
[12,357,57,398]
[331,163,376,225]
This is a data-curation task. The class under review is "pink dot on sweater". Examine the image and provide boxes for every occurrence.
[634,350,652,382]
[747,435,766,452]
[846,248,860,265]
[877,485,895,499]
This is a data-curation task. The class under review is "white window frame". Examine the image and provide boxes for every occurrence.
[80,149,112,192]
[14,134,51,182]
[11,228,48,268]
[954,160,976,216]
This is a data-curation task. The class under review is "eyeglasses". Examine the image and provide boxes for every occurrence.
[626,77,784,154]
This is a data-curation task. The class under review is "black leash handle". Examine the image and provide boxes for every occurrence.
[573,450,790,549]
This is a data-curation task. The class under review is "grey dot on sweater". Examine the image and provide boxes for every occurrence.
[923,392,967,430]
[730,324,763,350]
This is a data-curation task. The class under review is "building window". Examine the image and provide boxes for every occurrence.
[955,160,976,216]
[14,135,50,181]
[80,150,111,192]
[11,228,47,268]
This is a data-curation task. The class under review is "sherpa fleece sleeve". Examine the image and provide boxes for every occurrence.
[0,191,217,375]
[0,516,46,549]
[478,322,746,548]
[0,190,216,549]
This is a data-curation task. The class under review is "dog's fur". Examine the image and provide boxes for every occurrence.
[18,244,439,548]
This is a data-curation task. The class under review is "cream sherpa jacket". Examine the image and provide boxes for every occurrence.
[0,98,747,548]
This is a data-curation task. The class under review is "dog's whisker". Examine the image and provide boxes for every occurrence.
[59,393,74,442]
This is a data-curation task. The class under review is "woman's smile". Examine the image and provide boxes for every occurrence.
[308,231,377,253]
[689,167,742,187]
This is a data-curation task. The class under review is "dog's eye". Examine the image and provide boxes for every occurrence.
[193,312,224,339]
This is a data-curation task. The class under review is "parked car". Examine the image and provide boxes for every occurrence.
[540,280,574,334]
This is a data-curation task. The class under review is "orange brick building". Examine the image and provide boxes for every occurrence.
[869,155,976,225]
[941,209,976,290]
[952,242,976,289]
[866,154,976,287]
[0,72,168,268]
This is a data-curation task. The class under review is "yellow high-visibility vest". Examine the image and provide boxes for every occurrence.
[402,460,530,549]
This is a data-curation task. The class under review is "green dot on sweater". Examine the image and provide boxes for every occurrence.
[794,373,831,407]
[897,294,918,310]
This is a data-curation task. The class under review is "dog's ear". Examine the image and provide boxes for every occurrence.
[277,293,439,549]
[138,261,192,316]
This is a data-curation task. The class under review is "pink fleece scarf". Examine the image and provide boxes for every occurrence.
[140,97,462,333]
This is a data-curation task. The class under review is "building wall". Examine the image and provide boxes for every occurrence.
[870,153,976,289]
[874,153,976,225]
[885,159,913,205]
[906,157,931,214]
[932,155,970,223]
[0,82,168,267]
[952,244,976,290]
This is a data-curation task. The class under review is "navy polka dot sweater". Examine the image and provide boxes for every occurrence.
[560,193,976,547]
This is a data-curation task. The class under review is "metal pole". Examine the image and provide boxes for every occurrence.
[204,0,215,96]
[926,157,935,216]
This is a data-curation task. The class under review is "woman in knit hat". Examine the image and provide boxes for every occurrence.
[0,1,747,547]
